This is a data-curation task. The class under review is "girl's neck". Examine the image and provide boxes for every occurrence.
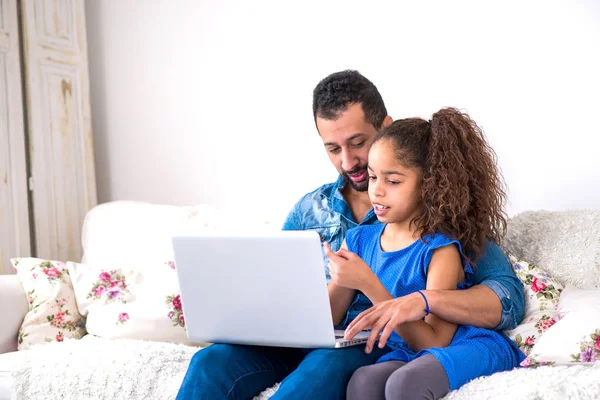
[380,221,421,252]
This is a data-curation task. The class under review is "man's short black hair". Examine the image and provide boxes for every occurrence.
[312,70,388,130]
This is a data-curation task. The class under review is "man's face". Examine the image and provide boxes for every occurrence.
[316,103,378,192]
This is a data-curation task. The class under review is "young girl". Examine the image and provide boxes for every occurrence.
[324,107,524,400]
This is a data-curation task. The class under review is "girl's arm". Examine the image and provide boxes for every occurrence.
[422,241,522,330]
[325,241,357,325]
[390,244,464,351]
[328,282,356,325]
[325,239,396,325]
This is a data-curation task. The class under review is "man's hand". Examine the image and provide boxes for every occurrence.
[344,292,427,353]
[323,242,376,292]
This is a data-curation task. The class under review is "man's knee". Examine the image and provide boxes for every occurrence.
[305,348,351,370]
[308,346,381,367]
[186,344,232,378]
[178,346,230,399]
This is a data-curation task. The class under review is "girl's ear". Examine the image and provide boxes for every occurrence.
[381,115,393,128]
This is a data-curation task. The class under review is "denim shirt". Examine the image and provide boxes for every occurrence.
[282,175,525,331]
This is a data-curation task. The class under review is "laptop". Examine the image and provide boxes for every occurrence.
[171,230,371,348]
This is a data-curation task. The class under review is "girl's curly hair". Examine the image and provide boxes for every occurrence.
[374,107,508,264]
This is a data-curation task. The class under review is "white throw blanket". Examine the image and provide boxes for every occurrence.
[12,337,198,400]
[12,337,600,400]
[443,362,600,400]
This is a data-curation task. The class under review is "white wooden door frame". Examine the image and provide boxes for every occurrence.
[0,0,31,274]
[20,0,96,262]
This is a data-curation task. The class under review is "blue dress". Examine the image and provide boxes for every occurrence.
[345,224,525,390]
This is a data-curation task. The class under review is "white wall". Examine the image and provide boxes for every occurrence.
[85,0,600,222]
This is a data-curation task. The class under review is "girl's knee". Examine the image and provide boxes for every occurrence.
[385,367,413,398]
[384,357,449,400]
[347,366,380,400]
[348,366,373,390]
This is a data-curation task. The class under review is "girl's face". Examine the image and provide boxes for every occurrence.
[367,138,423,226]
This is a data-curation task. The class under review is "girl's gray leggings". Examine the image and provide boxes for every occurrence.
[346,354,450,400]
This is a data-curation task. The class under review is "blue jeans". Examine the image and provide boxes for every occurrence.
[176,343,390,400]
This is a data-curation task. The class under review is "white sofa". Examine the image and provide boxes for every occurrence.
[1,201,599,400]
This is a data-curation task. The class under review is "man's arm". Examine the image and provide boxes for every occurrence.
[282,203,302,231]
[345,241,525,341]
[422,285,501,329]
[425,241,524,330]
[344,245,464,353]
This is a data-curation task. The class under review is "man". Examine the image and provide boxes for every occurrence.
[286,70,523,333]
[176,70,524,400]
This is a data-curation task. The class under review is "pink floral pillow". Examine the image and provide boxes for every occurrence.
[522,285,600,366]
[503,255,563,360]
[523,312,600,366]
[11,257,86,350]
[164,260,185,328]
[166,293,185,327]
[67,261,201,345]
[86,269,132,303]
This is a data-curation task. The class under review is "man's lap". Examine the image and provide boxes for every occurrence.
[178,343,390,400]
[272,345,389,399]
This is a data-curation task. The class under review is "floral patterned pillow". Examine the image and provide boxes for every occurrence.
[503,255,564,360]
[523,310,600,366]
[522,284,600,366]
[557,284,600,320]
[11,257,86,350]
[67,261,201,345]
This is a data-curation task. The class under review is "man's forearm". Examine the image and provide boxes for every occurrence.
[424,285,502,329]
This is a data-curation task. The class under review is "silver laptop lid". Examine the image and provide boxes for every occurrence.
[171,230,337,348]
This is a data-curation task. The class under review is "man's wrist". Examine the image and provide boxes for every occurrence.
[421,289,440,315]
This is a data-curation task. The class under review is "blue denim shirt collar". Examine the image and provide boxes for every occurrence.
[328,175,378,225]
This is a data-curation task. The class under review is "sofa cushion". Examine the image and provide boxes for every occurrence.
[81,201,204,268]
[0,275,28,354]
[503,209,600,289]
[12,258,86,350]
[557,284,600,320]
[504,256,563,356]
[523,309,600,366]
[81,201,281,270]
[523,284,600,366]
[68,261,205,346]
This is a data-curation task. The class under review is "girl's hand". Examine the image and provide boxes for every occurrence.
[324,242,376,292]
[344,293,428,353]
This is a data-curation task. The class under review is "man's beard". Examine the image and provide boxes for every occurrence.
[342,166,369,192]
